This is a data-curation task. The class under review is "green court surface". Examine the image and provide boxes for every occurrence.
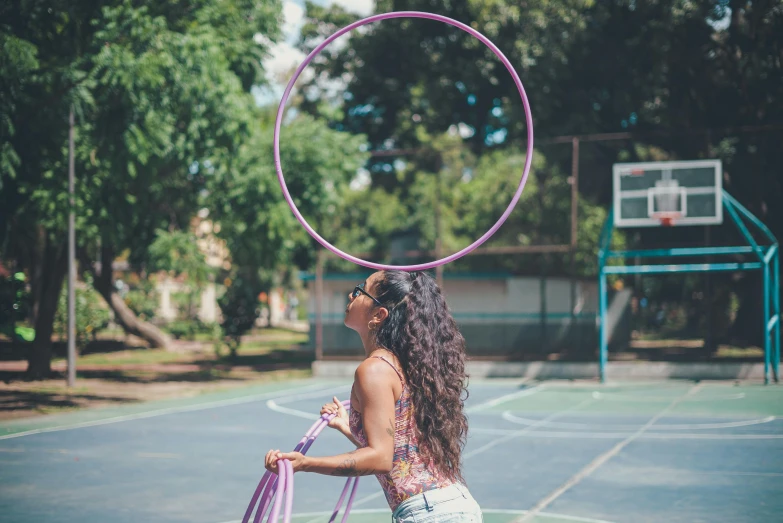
[2,378,782,523]
[0,378,323,438]
[488,382,783,417]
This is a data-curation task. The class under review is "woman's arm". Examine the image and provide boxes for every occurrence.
[302,447,386,476]
[266,359,397,476]
[320,396,364,448]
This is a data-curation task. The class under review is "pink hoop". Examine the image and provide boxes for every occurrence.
[274,11,534,271]
[243,401,356,523]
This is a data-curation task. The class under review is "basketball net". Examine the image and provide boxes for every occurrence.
[650,179,682,227]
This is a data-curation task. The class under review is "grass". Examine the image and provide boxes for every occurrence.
[715,345,764,358]
[1,327,314,420]
[194,368,313,395]
[53,350,192,366]
[236,338,308,352]
[42,329,310,367]
[50,344,306,367]
[1,362,314,420]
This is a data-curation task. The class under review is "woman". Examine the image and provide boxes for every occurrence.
[265,270,482,522]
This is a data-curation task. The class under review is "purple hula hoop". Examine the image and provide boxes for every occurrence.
[243,401,357,523]
[274,11,534,271]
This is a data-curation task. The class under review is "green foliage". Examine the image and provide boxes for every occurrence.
[218,275,262,358]
[321,131,622,275]
[0,272,31,339]
[208,111,370,276]
[1,0,283,269]
[148,229,212,285]
[297,0,589,152]
[0,32,38,187]
[148,228,213,320]
[296,0,781,256]
[0,0,284,370]
[4,0,780,360]
[84,1,267,267]
[165,320,191,340]
[53,276,111,350]
[291,0,778,350]
[123,288,158,321]
[164,319,220,341]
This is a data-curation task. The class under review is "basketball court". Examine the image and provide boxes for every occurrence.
[0,160,778,523]
[2,377,782,523]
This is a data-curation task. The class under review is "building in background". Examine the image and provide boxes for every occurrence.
[299,272,628,359]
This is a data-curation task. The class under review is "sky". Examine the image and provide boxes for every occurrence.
[253,0,375,107]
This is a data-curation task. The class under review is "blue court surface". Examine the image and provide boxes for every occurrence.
[1,378,782,523]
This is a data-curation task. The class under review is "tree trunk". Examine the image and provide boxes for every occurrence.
[82,242,171,350]
[26,232,68,379]
[99,286,172,349]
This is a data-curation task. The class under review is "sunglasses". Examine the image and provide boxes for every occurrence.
[351,282,384,308]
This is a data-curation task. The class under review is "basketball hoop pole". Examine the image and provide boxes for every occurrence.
[598,191,780,384]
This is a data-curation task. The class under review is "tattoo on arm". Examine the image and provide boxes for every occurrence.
[330,458,375,477]
[386,418,395,438]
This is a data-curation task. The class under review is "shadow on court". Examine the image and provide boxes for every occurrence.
[0,379,781,523]
[0,389,136,414]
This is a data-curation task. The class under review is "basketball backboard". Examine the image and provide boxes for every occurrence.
[613,159,723,227]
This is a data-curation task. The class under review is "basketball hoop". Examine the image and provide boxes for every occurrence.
[652,212,682,227]
[613,160,723,228]
[647,179,686,227]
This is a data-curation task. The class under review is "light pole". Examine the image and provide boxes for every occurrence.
[67,107,76,387]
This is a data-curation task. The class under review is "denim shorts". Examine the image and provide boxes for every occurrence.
[391,483,483,523]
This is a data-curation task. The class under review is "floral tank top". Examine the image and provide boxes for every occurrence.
[348,356,453,511]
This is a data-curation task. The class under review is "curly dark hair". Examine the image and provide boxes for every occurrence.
[371,270,469,484]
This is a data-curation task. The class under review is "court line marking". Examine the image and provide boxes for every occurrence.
[684,471,783,477]
[501,412,776,431]
[254,382,780,523]
[266,385,353,420]
[266,383,540,419]
[265,402,320,420]
[464,397,597,459]
[298,391,597,523]
[591,391,746,402]
[465,385,543,413]
[0,382,334,441]
[470,427,783,440]
[216,507,617,523]
[272,385,353,405]
[513,384,703,523]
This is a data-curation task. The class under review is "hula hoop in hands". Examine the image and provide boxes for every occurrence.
[274,11,534,271]
[242,400,357,523]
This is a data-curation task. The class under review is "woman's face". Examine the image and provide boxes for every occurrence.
[344,271,385,333]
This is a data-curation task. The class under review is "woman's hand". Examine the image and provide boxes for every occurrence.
[320,396,349,432]
[264,449,308,474]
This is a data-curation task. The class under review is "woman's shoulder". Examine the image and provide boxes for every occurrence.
[355,356,395,379]
[355,355,404,389]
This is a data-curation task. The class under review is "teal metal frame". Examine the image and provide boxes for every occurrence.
[598,191,780,384]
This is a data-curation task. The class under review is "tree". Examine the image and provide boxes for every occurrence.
[292,0,607,273]
[53,273,111,351]
[296,0,782,345]
[148,228,214,322]
[208,110,369,342]
[0,0,283,377]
